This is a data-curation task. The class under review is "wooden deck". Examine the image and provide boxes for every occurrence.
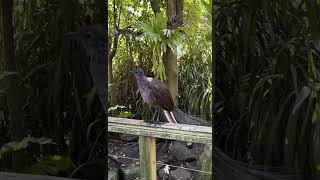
[0,172,85,180]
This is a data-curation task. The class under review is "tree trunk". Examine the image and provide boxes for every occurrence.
[1,0,26,170]
[163,50,178,103]
[150,0,160,14]
[108,0,120,110]
[94,0,107,25]
[163,0,183,104]
[108,51,114,83]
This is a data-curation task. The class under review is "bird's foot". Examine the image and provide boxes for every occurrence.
[145,120,159,128]
[145,111,160,128]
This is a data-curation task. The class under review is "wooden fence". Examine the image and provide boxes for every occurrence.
[0,117,212,180]
[108,117,213,180]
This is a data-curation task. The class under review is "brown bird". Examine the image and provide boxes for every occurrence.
[65,25,108,114]
[132,68,177,124]
[132,68,299,179]
[65,26,298,179]
[132,68,208,126]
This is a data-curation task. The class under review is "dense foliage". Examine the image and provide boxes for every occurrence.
[0,0,212,178]
[214,0,320,178]
[108,0,212,121]
[0,0,106,178]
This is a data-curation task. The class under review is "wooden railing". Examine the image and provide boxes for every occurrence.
[108,117,213,180]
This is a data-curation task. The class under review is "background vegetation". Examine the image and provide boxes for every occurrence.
[214,0,320,179]
[107,0,212,179]
[107,0,212,122]
[1,0,106,179]
[4,0,320,179]
[0,0,212,179]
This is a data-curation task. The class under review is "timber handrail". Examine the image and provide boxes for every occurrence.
[108,117,212,180]
[108,117,212,144]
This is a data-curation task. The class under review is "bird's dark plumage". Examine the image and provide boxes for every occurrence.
[214,147,299,180]
[132,68,177,123]
[66,25,108,114]
[66,28,298,180]
[66,25,124,178]
[132,68,174,111]
[132,68,210,125]
[65,25,107,60]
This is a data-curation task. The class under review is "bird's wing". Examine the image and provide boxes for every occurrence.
[145,77,175,111]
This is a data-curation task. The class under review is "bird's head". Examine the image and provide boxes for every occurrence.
[65,25,107,59]
[131,68,145,77]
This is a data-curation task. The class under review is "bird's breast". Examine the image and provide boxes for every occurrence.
[137,82,154,104]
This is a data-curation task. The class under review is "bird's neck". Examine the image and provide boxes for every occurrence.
[136,75,148,87]
[136,75,147,79]
[136,75,146,80]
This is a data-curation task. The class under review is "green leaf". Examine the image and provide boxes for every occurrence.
[292,86,311,115]
[0,71,20,81]
[0,136,53,159]
[312,103,320,124]
[119,111,133,118]
[23,155,73,175]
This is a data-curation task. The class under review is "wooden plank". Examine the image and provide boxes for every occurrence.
[108,117,212,144]
[0,172,85,180]
[139,136,157,180]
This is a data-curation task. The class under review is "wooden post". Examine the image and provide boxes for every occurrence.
[193,144,212,180]
[139,136,157,180]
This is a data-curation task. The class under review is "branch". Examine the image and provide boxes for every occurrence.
[117,27,142,37]
[109,34,119,62]
[110,0,121,62]
[150,0,161,14]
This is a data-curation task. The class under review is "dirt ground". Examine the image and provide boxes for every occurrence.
[107,136,206,180]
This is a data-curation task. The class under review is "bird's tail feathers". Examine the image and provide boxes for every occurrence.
[214,147,300,180]
[172,107,209,126]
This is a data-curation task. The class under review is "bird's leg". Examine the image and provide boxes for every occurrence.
[153,107,161,128]
[156,107,161,124]
[146,106,157,127]
[151,110,156,122]
[147,110,156,127]
[147,107,161,128]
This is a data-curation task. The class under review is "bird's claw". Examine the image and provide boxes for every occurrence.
[145,120,158,128]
